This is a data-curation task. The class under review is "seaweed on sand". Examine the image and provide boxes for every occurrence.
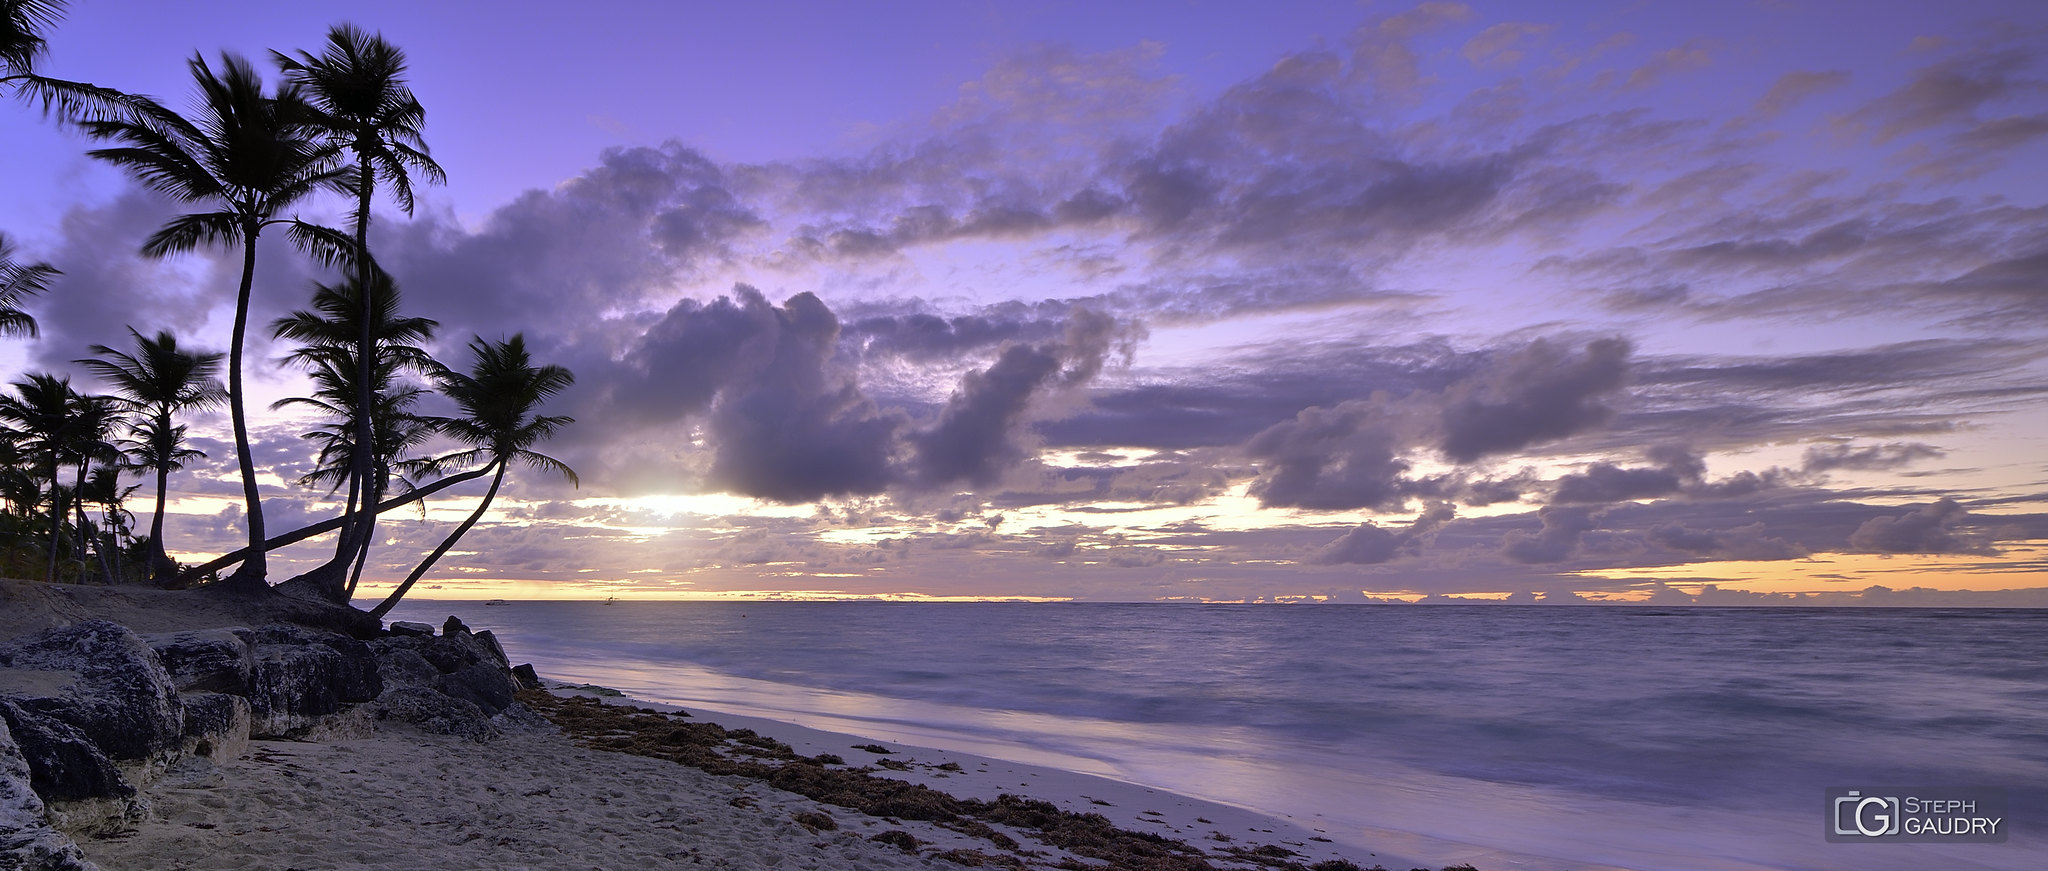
[522,691,1471,871]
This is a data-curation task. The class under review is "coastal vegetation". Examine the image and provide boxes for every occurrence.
[0,1,575,617]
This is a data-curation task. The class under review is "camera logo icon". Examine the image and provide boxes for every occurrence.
[1832,790,1901,838]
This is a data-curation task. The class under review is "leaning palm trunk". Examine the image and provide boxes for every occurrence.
[147,460,175,583]
[220,234,267,593]
[368,463,501,619]
[177,461,492,586]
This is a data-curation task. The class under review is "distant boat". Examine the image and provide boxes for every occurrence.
[604,595,618,605]
[484,599,510,606]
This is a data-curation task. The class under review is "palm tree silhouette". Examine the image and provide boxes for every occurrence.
[277,25,443,596]
[370,335,574,619]
[78,328,225,585]
[84,52,345,593]
[270,269,437,599]
[0,373,121,582]
[2,0,133,121]
[0,232,56,338]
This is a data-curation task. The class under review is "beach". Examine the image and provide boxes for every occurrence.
[73,684,1417,871]
[2,584,1416,871]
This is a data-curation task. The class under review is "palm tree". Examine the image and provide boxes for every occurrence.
[59,394,121,582]
[270,269,436,601]
[370,335,574,619]
[0,231,55,338]
[78,327,225,584]
[276,25,443,595]
[2,0,132,121]
[84,52,345,593]
[0,373,74,580]
[0,374,121,582]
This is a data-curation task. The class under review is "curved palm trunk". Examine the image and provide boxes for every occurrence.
[369,462,501,619]
[180,461,493,585]
[222,231,268,594]
[300,150,379,604]
[148,458,175,585]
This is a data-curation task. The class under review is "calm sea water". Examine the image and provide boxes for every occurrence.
[385,602,2048,870]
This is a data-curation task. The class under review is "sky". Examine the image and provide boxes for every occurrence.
[4,0,2047,604]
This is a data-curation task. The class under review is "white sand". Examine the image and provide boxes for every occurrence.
[80,727,971,871]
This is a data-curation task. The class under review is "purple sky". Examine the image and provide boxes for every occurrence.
[6,0,2048,603]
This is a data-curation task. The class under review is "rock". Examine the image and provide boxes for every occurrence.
[247,625,382,738]
[511,663,542,690]
[367,686,498,743]
[442,615,469,636]
[488,701,555,735]
[177,693,249,764]
[0,621,182,764]
[472,630,511,669]
[388,621,435,638]
[407,630,498,676]
[0,701,128,803]
[142,628,253,694]
[366,642,440,688]
[0,714,100,871]
[435,662,518,715]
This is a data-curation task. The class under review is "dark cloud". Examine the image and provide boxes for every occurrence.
[1500,504,1600,564]
[1647,522,1808,561]
[909,308,1131,488]
[701,290,901,503]
[1439,338,1631,462]
[1802,442,1946,473]
[384,141,760,343]
[1310,503,1455,565]
[1245,399,1415,511]
[1552,445,1701,504]
[1848,497,1992,555]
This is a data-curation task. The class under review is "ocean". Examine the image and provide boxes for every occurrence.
[384,601,2048,870]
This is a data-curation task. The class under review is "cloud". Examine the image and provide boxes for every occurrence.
[1439,338,1632,462]
[1802,442,1946,472]
[1624,39,1714,91]
[1310,503,1455,565]
[1840,46,2037,144]
[700,290,901,503]
[1552,445,1703,504]
[1245,398,1417,511]
[1648,522,1808,561]
[1848,497,1991,555]
[1349,2,1474,99]
[1500,504,1600,564]
[1751,70,1851,120]
[1462,22,1553,69]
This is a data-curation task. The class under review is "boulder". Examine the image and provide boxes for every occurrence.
[511,663,543,690]
[472,630,511,669]
[367,685,497,743]
[0,621,181,764]
[177,693,250,764]
[387,621,435,638]
[142,629,253,695]
[247,625,381,738]
[442,615,469,636]
[0,715,100,871]
[435,662,519,715]
[366,641,440,688]
[0,701,128,803]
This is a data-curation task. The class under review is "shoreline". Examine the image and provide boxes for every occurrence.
[539,680,1480,871]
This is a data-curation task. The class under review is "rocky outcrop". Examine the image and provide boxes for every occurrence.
[0,610,541,863]
[245,626,381,738]
[0,715,99,871]
[1,622,182,767]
